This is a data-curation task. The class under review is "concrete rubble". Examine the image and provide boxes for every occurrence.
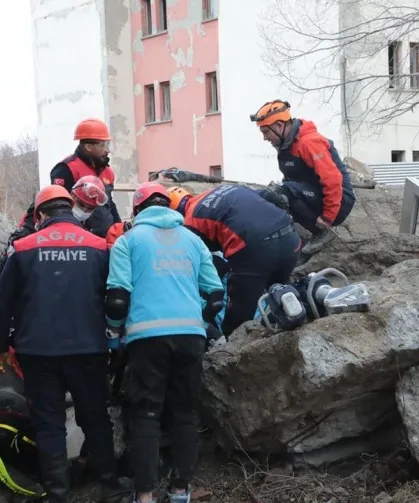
[4,158,419,472]
[200,259,419,463]
[167,158,419,466]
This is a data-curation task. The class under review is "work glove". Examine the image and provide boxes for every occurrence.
[202,290,225,323]
[263,189,289,212]
[123,221,132,232]
[8,226,33,246]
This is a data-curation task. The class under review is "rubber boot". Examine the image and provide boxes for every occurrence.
[38,452,70,503]
[302,228,335,255]
[92,473,132,503]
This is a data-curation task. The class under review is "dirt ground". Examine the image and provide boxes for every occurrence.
[1,426,419,503]
[115,431,419,503]
[180,434,419,503]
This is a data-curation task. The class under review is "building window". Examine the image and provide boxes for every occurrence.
[209,165,223,178]
[206,72,219,113]
[202,0,215,20]
[413,151,419,162]
[391,150,405,162]
[157,0,167,32]
[145,85,156,123]
[160,82,171,121]
[142,0,152,36]
[388,41,402,88]
[410,43,419,89]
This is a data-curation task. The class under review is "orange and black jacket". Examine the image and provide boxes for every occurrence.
[50,145,121,237]
[0,215,109,355]
[183,185,292,258]
[278,119,355,224]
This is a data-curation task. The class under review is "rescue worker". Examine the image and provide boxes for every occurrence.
[49,118,121,237]
[0,185,130,503]
[167,184,301,336]
[250,100,356,255]
[105,182,224,503]
[0,176,110,275]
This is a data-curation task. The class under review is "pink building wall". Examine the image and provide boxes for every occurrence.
[131,1,223,181]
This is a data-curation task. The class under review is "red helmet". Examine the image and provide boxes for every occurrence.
[133,182,170,210]
[73,119,112,141]
[34,185,74,215]
[72,175,108,208]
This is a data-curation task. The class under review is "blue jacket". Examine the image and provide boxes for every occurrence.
[107,206,223,343]
[0,215,109,356]
[184,185,292,258]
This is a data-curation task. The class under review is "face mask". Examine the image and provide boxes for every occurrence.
[73,206,93,222]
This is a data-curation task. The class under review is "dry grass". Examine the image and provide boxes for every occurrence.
[189,440,418,503]
[391,481,419,503]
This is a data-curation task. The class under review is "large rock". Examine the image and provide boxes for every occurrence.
[200,260,419,455]
[344,156,376,189]
[294,184,419,279]
[396,367,419,462]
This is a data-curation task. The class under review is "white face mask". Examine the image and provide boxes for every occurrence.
[73,206,93,222]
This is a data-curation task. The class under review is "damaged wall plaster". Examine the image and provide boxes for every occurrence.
[130,0,222,179]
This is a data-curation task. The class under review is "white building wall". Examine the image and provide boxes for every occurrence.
[340,0,419,165]
[31,0,109,188]
[218,0,419,180]
[31,0,137,196]
[218,0,344,184]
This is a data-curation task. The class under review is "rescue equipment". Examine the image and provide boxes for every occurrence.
[257,268,371,331]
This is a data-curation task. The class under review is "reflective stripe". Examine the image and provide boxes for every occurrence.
[0,423,36,447]
[126,318,204,334]
[0,457,46,497]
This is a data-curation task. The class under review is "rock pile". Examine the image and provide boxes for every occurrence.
[169,161,419,465]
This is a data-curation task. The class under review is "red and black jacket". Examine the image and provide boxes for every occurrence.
[183,185,292,258]
[0,215,109,356]
[278,120,355,224]
[50,146,121,237]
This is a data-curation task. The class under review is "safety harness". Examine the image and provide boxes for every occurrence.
[0,423,45,497]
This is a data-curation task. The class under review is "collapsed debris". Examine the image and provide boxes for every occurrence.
[200,259,419,465]
[158,160,419,468]
[2,159,419,502]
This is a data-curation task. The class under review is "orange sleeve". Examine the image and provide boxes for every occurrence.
[299,139,343,223]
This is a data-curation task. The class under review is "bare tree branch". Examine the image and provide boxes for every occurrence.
[0,135,39,222]
[260,0,419,133]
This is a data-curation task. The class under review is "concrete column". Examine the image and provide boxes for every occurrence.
[31,0,137,214]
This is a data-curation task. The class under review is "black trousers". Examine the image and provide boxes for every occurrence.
[18,353,116,474]
[279,181,356,233]
[222,228,301,336]
[124,335,205,493]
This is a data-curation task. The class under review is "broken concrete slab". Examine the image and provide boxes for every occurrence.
[396,366,419,464]
[200,260,419,456]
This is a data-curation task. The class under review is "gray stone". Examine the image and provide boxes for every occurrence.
[396,366,419,464]
[200,260,419,455]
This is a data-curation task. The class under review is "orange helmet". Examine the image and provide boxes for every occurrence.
[167,186,192,211]
[74,118,112,141]
[250,100,291,127]
[34,185,74,215]
[72,175,108,208]
[132,182,170,211]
